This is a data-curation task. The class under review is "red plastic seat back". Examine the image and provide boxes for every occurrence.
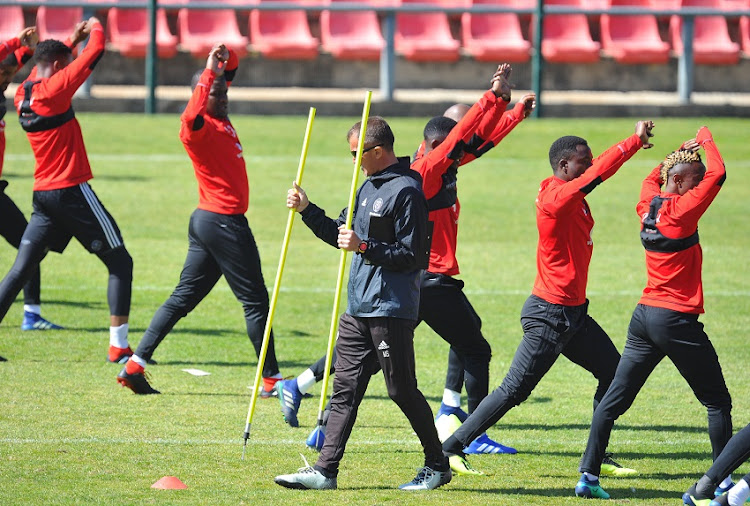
[37,7,84,43]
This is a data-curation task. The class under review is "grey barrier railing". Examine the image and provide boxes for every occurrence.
[2,1,749,115]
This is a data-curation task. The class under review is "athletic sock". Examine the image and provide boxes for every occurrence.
[728,479,750,506]
[23,304,41,315]
[297,368,317,395]
[109,323,129,348]
[442,389,461,408]
[262,373,283,392]
[125,358,145,375]
[129,354,147,369]
[721,476,735,490]
[583,472,599,482]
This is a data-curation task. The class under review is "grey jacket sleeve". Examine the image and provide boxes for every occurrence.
[300,203,348,249]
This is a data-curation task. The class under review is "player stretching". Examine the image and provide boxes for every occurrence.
[0,18,134,362]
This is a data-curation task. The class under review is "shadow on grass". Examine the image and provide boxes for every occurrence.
[518,448,711,464]
[442,486,678,500]
[501,422,707,433]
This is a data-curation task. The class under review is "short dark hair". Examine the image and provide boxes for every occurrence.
[548,135,588,171]
[423,116,457,141]
[347,116,394,151]
[34,40,72,65]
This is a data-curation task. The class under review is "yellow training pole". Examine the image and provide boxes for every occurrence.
[313,92,373,447]
[242,107,316,459]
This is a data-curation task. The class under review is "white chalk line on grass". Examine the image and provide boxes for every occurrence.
[0,436,705,446]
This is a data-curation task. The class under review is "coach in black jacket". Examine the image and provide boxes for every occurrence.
[275,116,451,491]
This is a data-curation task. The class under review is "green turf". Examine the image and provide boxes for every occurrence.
[1,113,749,505]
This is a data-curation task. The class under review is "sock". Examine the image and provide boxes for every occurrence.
[442,389,461,408]
[130,354,147,368]
[125,358,145,374]
[109,323,129,348]
[262,373,283,391]
[729,479,750,506]
[583,472,599,482]
[24,304,41,315]
[297,368,316,394]
[721,476,735,490]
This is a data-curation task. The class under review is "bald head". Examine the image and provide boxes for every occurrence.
[443,103,470,123]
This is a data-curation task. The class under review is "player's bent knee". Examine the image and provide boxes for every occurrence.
[101,247,133,280]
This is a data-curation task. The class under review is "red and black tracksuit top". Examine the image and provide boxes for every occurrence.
[0,37,33,176]
[411,91,529,277]
[532,134,644,307]
[637,127,725,314]
[14,23,105,191]
[179,50,248,215]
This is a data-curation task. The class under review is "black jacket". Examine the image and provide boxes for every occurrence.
[300,157,428,319]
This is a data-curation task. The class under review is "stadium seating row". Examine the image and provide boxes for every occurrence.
[0,0,748,64]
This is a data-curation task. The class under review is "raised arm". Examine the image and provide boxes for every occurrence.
[463,93,535,163]
[539,121,653,214]
[44,17,105,104]
[180,44,227,134]
[671,127,726,221]
[413,64,512,199]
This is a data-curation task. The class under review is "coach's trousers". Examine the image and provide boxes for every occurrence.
[315,313,445,478]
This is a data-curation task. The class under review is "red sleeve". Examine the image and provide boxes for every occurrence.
[636,165,664,217]
[670,128,726,222]
[224,48,238,87]
[180,69,215,136]
[538,134,644,215]
[44,24,105,106]
[461,100,524,165]
[412,90,502,199]
[0,37,21,62]
[13,46,34,71]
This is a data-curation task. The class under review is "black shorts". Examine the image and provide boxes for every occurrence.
[28,182,125,254]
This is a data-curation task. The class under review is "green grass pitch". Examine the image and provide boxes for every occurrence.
[0,113,749,505]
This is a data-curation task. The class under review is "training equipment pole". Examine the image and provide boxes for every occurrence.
[242,107,317,459]
[313,92,373,448]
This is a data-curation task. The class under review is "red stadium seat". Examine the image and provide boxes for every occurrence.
[742,15,750,55]
[107,8,178,59]
[461,0,531,62]
[177,2,248,59]
[249,0,319,59]
[395,0,461,62]
[36,6,84,43]
[600,0,670,63]
[320,0,384,60]
[540,0,601,63]
[0,6,25,43]
[669,0,740,64]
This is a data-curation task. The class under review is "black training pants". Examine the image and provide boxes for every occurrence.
[580,304,732,475]
[418,272,491,414]
[0,188,40,306]
[446,294,620,449]
[134,209,279,377]
[315,313,444,477]
[0,184,131,322]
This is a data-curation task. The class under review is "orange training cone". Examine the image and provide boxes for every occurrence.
[151,476,187,490]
